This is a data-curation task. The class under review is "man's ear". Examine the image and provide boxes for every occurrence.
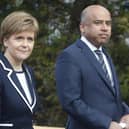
[80,23,84,33]
[80,23,87,34]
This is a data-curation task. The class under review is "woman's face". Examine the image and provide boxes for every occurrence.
[4,31,35,63]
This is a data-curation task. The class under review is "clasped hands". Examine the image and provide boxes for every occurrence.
[109,115,129,129]
[120,115,129,129]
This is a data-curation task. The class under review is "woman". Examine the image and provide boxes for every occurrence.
[0,11,39,129]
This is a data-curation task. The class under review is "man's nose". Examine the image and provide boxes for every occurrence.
[101,23,108,30]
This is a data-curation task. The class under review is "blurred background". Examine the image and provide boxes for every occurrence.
[1,0,129,128]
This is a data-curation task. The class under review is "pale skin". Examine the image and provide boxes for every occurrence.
[79,5,129,129]
[3,31,35,71]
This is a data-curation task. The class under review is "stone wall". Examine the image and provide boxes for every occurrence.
[33,126,64,129]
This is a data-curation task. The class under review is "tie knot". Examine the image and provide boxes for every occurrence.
[94,50,102,57]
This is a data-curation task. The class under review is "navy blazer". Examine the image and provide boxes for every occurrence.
[55,39,129,129]
[0,53,37,129]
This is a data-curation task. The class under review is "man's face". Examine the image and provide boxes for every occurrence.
[80,8,112,48]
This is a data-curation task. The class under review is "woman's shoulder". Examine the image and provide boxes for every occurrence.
[23,64,34,75]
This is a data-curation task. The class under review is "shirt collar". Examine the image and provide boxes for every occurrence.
[80,36,102,52]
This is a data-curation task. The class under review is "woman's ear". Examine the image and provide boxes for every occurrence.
[3,38,8,47]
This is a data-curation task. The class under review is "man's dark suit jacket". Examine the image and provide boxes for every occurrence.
[0,53,37,129]
[55,39,129,129]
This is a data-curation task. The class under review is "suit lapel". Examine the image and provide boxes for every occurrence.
[10,71,29,102]
[23,65,36,106]
[0,53,36,112]
[76,40,116,96]
[104,50,119,97]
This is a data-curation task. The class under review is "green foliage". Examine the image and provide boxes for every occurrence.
[109,42,129,104]
[120,66,129,103]
[1,0,129,127]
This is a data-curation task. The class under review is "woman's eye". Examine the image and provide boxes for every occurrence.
[27,37,34,42]
[15,36,23,41]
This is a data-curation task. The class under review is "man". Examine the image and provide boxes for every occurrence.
[55,5,129,129]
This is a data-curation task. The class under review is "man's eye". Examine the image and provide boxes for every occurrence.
[93,20,112,26]
[93,20,103,25]
[106,21,112,26]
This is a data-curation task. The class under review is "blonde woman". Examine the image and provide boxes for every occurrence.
[0,11,39,129]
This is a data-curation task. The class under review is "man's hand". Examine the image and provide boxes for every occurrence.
[109,121,122,129]
[119,122,127,128]
[120,115,129,129]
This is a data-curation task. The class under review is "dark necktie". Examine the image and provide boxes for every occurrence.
[95,50,114,87]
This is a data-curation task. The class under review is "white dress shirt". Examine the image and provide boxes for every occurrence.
[81,36,114,86]
[16,71,32,104]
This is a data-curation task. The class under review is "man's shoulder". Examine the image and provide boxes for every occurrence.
[64,39,82,52]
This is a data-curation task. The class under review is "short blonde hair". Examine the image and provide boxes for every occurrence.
[0,11,39,43]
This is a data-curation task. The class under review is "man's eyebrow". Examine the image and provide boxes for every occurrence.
[93,20,112,23]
